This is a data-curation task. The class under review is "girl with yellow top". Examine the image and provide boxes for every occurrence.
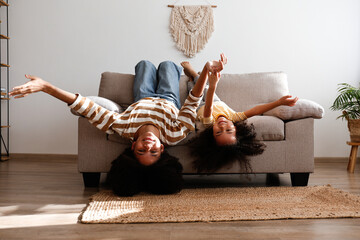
[183,54,298,172]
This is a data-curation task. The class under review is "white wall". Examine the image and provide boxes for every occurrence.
[7,0,360,156]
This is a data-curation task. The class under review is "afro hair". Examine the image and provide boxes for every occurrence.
[106,148,183,197]
[191,121,266,173]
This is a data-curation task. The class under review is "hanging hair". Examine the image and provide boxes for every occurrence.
[106,148,183,197]
[191,121,266,173]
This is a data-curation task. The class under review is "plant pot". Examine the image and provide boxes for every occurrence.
[347,119,360,142]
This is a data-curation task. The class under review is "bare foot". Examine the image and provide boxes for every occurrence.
[181,61,199,80]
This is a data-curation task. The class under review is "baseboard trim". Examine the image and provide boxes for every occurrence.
[9,153,78,161]
[314,157,350,163]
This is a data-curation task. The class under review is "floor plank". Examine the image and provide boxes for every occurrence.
[0,156,359,240]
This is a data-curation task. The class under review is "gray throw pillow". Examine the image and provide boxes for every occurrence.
[70,96,122,116]
[264,99,324,120]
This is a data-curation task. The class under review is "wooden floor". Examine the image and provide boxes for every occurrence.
[0,155,360,240]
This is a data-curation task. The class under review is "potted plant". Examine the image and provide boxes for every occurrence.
[331,83,360,142]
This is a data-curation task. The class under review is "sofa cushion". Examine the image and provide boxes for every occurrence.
[99,72,135,105]
[106,116,285,144]
[107,133,132,144]
[210,72,289,112]
[264,99,324,120]
[247,116,284,141]
[107,129,198,146]
[100,72,190,105]
[100,72,290,113]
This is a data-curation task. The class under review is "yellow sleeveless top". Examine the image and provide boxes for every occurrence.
[197,101,247,127]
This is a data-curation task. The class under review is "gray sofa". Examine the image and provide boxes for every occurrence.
[77,72,324,187]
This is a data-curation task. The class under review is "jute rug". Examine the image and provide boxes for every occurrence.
[79,185,360,223]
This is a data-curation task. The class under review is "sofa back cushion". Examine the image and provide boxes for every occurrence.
[214,72,289,112]
[99,71,289,112]
[98,72,134,105]
[99,72,189,106]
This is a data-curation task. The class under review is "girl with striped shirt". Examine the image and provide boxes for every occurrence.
[9,58,227,196]
[9,59,225,164]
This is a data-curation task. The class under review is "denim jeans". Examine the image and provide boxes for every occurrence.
[133,60,182,109]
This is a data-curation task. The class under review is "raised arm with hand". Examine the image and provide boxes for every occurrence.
[243,95,298,118]
[203,71,220,118]
[9,74,77,104]
[190,53,227,98]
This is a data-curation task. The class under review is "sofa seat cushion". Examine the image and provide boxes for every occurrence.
[106,116,285,144]
[107,130,197,146]
[107,133,132,145]
[247,116,284,141]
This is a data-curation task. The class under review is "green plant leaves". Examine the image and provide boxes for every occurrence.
[331,83,360,120]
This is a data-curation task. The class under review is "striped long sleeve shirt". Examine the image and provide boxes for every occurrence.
[69,93,202,146]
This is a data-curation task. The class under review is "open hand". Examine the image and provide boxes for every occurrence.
[206,53,228,73]
[9,75,49,99]
[278,95,298,107]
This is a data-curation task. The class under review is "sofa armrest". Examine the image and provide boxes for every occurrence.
[78,117,128,173]
[285,118,314,172]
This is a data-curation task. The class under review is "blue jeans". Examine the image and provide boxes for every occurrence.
[133,60,182,109]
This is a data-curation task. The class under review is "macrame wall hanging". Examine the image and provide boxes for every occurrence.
[168,4,217,58]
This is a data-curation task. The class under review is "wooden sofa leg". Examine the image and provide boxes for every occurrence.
[82,172,101,187]
[290,173,310,186]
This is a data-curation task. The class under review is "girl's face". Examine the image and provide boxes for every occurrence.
[131,132,164,166]
[212,116,237,146]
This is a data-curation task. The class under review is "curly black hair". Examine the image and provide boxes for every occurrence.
[106,148,183,197]
[191,121,266,173]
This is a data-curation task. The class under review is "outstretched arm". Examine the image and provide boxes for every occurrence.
[243,95,298,118]
[9,75,77,104]
[11,75,125,135]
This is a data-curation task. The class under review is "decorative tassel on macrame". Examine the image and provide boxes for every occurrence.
[170,5,214,57]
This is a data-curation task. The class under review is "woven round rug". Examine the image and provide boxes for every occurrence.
[79,185,360,223]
